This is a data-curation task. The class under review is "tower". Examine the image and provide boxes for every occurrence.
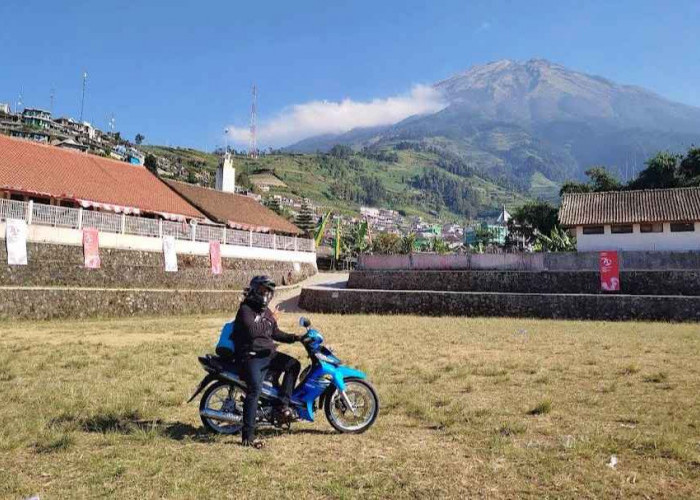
[79,71,88,122]
[216,151,236,193]
[249,84,258,159]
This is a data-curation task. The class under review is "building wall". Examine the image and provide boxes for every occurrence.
[576,222,700,252]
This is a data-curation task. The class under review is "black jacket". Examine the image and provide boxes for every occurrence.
[233,301,297,355]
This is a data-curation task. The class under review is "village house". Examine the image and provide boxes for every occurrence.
[559,187,700,251]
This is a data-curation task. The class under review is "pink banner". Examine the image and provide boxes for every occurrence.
[210,240,222,275]
[599,251,620,291]
[83,228,101,269]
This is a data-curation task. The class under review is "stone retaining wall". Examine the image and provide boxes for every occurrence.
[299,287,700,322]
[358,251,700,271]
[0,242,316,289]
[348,270,700,296]
[0,287,243,321]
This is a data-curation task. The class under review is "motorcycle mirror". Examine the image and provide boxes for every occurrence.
[299,316,311,328]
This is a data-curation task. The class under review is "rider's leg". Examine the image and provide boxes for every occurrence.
[268,351,301,406]
[241,353,271,442]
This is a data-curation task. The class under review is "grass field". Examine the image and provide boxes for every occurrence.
[1,314,698,498]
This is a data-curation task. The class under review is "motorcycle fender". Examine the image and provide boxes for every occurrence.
[187,373,216,403]
[331,366,367,392]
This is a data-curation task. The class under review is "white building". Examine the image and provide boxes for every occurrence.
[560,187,700,252]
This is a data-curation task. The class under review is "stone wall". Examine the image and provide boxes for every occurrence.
[299,287,700,322]
[357,251,700,272]
[0,288,242,320]
[348,270,700,296]
[0,242,316,289]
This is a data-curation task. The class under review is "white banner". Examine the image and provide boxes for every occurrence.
[6,218,28,266]
[162,235,178,272]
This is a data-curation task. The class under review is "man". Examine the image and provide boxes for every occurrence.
[233,275,303,448]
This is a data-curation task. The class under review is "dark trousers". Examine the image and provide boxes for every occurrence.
[241,351,301,441]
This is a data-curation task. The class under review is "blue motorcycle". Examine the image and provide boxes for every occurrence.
[188,316,379,434]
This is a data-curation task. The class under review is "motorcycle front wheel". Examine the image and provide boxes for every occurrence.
[199,381,245,434]
[324,378,379,433]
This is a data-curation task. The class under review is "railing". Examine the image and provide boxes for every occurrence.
[0,198,315,253]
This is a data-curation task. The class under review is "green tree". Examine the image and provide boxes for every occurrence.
[144,153,158,174]
[294,200,317,235]
[430,237,450,254]
[473,224,496,248]
[559,180,592,196]
[678,147,700,186]
[534,227,576,252]
[560,166,621,196]
[343,220,370,257]
[507,201,560,245]
[400,233,417,254]
[266,198,282,215]
[586,166,622,192]
[236,171,252,190]
[629,152,681,190]
[371,233,401,255]
[329,144,352,159]
[134,133,145,145]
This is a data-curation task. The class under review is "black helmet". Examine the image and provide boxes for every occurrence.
[245,275,276,310]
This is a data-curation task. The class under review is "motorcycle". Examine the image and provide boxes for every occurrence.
[188,316,379,434]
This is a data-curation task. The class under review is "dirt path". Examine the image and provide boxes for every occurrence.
[272,271,348,312]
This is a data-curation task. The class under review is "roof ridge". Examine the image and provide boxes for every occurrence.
[562,186,700,197]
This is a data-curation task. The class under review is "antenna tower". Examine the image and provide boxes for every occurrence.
[249,84,258,158]
[50,87,55,113]
[16,90,23,114]
[79,71,88,122]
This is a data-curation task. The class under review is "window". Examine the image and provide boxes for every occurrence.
[611,224,633,234]
[582,225,604,235]
[640,223,663,233]
[670,222,695,233]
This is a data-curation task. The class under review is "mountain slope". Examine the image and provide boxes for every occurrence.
[287,59,700,195]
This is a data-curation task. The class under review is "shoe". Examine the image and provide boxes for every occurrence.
[241,438,265,449]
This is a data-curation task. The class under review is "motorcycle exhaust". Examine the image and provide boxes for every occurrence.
[200,409,242,423]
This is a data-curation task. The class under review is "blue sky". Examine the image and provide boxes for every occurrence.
[1,0,699,150]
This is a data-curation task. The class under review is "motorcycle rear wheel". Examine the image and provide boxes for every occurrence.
[200,381,245,434]
[324,378,379,433]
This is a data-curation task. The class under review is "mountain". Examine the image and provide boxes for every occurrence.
[286,59,700,198]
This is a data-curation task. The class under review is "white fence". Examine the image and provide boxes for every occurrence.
[0,198,315,253]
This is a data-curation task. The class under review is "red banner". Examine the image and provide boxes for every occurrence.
[209,240,222,275]
[599,251,620,291]
[83,228,101,269]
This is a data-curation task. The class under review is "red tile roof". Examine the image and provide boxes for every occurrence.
[0,135,204,220]
[163,179,302,235]
[559,187,700,226]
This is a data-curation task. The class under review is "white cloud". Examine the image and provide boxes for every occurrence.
[225,84,445,148]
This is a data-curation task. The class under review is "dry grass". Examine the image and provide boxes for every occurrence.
[0,313,699,499]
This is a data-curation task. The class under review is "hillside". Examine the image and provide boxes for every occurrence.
[287,59,700,196]
[142,145,530,221]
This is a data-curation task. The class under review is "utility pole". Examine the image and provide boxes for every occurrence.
[79,71,88,122]
[16,90,23,114]
[50,87,55,114]
[249,84,258,159]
